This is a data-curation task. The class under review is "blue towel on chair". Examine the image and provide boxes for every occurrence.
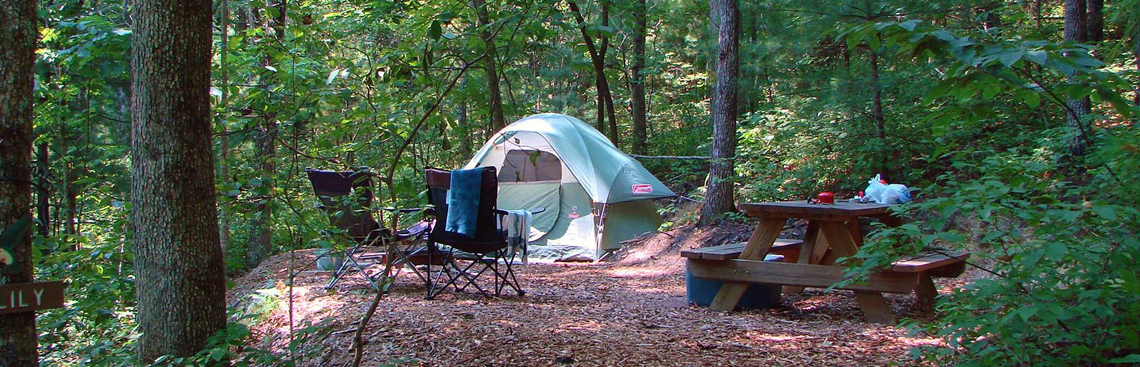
[445,168,482,238]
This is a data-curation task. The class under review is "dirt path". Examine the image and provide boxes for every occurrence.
[231,226,951,366]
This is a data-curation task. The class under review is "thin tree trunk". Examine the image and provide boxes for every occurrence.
[599,1,618,144]
[218,0,231,254]
[1134,32,1139,107]
[472,0,506,132]
[130,0,226,362]
[1087,0,1103,43]
[36,142,50,237]
[567,0,618,144]
[869,47,888,178]
[249,0,285,268]
[699,0,739,225]
[458,98,471,153]
[630,0,648,154]
[0,0,40,365]
[1063,0,1090,156]
[60,122,77,241]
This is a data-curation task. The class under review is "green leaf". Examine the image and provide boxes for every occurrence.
[899,20,918,31]
[1024,50,1046,65]
[1043,241,1066,261]
[429,20,442,40]
[936,231,965,243]
[997,50,1021,67]
[0,215,31,250]
[1110,354,1140,363]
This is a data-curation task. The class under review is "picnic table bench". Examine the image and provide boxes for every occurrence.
[683,200,970,325]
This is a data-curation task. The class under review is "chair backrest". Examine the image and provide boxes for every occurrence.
[424,167,505,253]
[306,169,383,245]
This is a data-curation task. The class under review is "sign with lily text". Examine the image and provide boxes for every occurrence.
[0,281,66,315]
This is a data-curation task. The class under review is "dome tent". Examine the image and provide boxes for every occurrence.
[464,113,676,261]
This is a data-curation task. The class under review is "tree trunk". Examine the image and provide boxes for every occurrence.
[1063,0,1090,156]
[60,123,77,241]
[0,1,40,365]
[699,0,739,225]
[1087,0,1103,43]
[36,142,50,237]
[567,0,618,145]
[599,1,618,144]
[130,0,226,362]
[630,0,648,154]
[869,47,888,178]
[249,0,285,269]
[458,99,471,154]
[218,0,232,254]
[472,0,506,132]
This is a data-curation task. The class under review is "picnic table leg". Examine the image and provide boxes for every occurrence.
[853,291,896,325]
[709,217,785,311]
[915,273,938,310]
[784,221,830,294]
[818,221,897,325]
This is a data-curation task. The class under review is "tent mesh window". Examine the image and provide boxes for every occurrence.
[498,149,562,183]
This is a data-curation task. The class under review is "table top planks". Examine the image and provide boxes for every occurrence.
[738,200,895,220]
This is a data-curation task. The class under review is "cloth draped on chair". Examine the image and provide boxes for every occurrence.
[445,168,483,237]
[503,209,532,264]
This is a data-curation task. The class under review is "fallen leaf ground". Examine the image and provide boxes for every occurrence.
[230,224,962,366]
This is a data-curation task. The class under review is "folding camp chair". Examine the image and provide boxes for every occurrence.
[306,168,429,290]
[423,167,532,299]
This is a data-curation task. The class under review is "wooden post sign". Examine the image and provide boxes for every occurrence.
[0,281,66,315]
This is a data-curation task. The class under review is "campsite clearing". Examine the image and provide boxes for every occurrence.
[231,224,966,366]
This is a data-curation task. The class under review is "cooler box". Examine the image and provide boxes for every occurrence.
[685,254,783,310]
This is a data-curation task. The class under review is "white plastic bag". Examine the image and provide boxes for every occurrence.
[861,174,912,204]
[862,174,887,203]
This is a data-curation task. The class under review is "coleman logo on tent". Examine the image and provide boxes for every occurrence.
[568,206,580,219]
[632,184,653,194]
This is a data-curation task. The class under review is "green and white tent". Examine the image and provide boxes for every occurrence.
[464,113,676,261]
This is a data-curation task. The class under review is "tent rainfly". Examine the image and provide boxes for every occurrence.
[464,113,676,261]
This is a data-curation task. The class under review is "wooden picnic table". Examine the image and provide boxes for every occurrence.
[686,200,969,325]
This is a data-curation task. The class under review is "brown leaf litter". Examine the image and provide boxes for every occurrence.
[230,224,966,366]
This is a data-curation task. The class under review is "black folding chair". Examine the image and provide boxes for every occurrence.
[423,167,529,299]
[306,169,429,290]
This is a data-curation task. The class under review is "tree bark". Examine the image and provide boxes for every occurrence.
[130,0,227,362]
[699,0,739,225]
[472,0,506,133]
[249,0,285,268]
[1087,0,1103,43]
[630,0,648,154]
[0,0,40,365]
[869,47,888,178]
[1063,0,1090,156]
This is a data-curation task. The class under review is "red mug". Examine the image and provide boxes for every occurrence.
[817,191,835,204]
